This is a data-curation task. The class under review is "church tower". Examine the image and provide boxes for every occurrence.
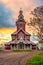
[16,9,26,31]
[10,9,34,50]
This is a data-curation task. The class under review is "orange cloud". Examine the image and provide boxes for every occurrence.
[0,28,16,44]
[0,28,16,34]
[0,0,40,44]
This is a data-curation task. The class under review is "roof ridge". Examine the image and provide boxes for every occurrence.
[11,28,31,36]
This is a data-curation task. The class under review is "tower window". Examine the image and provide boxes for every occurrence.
[19,32,23,39]
[20,24,22,28]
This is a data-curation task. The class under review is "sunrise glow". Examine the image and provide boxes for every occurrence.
[0,0,43,44]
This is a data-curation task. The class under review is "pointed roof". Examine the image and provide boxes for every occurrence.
[18,9,24,20]
[11,28,31,36]
[16,9,26,22]
[10,39,36,45]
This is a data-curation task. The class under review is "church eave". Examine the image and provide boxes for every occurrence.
[25,32,31,36]
[25,34,31,36]
[11,34,16,36]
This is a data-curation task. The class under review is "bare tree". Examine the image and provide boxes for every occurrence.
[28,6,43,40]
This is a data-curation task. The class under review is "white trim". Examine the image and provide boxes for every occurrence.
[12,28,30,36]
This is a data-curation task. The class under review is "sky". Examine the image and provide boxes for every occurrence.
[0,0,43,44]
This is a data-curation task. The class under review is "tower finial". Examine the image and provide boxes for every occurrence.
[20,8,22,10]
[18,8,24,20]
[19,8,23,14]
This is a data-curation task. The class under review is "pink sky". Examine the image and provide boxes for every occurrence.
[0,0,42,43]
[0,0,41,21]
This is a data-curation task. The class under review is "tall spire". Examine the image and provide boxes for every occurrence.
[19,8,23,15]
[18,8,24,20]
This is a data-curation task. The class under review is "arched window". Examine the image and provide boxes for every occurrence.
[20,24,22,28]
[19,32,23,39]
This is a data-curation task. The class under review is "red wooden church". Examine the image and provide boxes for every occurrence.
[5,9,36,50]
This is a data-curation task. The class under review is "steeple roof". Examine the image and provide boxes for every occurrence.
[18,9,24,20]
[11,28,31,36]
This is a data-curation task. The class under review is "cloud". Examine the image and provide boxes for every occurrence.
[0,28,16,43]
[0,2,16,27]
[0,0,43,22]
[0,0,43,33]
[0,28,16,34]
[0,0,43,21]
[30,35,39,43]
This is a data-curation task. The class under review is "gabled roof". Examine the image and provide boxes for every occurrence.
[11,28,31,36]
[11,31,17,36]
[10,39,36,45]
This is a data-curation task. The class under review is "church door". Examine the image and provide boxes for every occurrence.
[18,43,24,49]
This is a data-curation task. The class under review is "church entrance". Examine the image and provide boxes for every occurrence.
[18,42,24,49]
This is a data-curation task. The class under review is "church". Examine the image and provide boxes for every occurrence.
[5,9,37,50]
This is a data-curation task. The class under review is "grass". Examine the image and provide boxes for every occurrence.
[0,50,3,52]
[12,49,33,52]
[25,52,43,65]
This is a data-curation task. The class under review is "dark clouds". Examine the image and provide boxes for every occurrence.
[0,2,16,27]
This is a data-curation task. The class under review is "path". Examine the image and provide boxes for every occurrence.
[0,51,42,65]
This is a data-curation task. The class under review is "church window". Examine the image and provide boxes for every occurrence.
[19,33,22,38]
[19,32,23,39]
[20,24,22,28]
